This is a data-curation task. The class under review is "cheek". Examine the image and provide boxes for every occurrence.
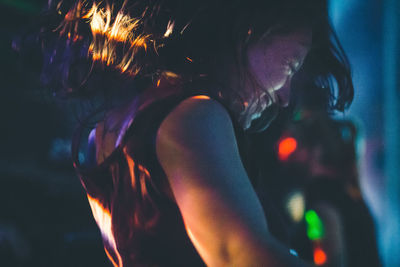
[248,47,288,90]
[268,69,289,90]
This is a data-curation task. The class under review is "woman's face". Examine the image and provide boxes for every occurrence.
[240,29,312,129]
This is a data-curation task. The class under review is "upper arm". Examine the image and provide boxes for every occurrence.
[155,97,300,266]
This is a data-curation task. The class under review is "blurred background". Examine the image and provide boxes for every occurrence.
[0,0,398,266]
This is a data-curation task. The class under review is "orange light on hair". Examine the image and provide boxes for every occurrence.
[313,247,327,266]
[108,11,138,42]
[87,3,110,34]
[124,147,151,193]
[104,248,120,267]
[164,20,175,37]
[278,137,297,161]
[58,1,153,75]
[87,195,122,266]
[123,148,159,229]
[124,147,138,189]
[56,0,85,40]
[163,71,179,79]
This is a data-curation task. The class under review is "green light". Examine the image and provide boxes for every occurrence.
[305,210,319,223]
[0,0,41,14]
[293,110,303,121]
[305,210,325,240]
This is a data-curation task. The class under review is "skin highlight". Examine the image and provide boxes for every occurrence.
[239,28,312,129]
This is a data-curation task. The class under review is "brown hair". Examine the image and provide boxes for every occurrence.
[40,0,353,121]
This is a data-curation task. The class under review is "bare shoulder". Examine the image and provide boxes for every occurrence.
[156,96,236,163]
[157,95,233,138]
[155,94,247,205]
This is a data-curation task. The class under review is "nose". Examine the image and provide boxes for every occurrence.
[276,79,291,107]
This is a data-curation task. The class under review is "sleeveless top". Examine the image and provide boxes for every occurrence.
[72,84,249,266]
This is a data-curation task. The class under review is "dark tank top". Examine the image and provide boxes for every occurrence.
[72,84,248,266]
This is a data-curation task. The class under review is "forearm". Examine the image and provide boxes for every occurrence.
[226,233,311,267]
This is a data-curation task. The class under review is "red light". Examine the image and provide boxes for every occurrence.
[278,137,297,161]
[313,247,327,266]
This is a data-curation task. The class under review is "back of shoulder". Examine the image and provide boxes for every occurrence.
[156,95,236,151]
[162,95,231,124]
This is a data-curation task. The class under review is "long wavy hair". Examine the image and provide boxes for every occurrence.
[33,2,355,264]
[39,0,353,120]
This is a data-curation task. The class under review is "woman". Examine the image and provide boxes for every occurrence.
[40,0,353,265]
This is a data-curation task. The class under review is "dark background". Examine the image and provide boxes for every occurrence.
[1,0,399,266]
[0,1,110,266]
